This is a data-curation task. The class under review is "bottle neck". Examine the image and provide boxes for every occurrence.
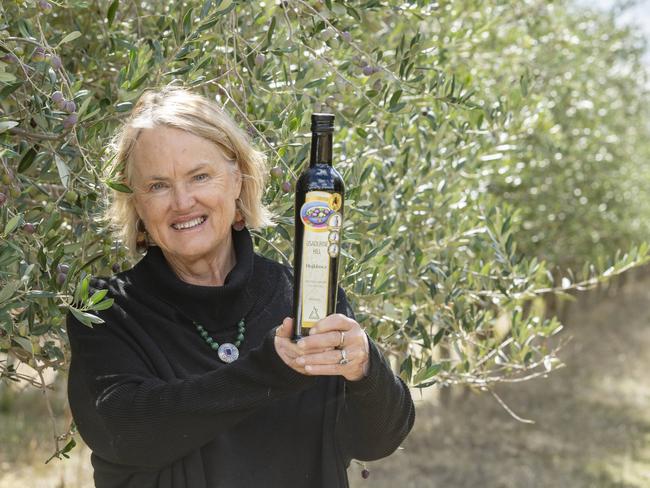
[309,131,333,166]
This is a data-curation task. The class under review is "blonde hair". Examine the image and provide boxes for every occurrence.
[105,88,273,255]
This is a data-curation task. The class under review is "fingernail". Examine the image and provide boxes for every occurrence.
[305,365,312,372]
[298,340,306,348]
[296,357,305,365]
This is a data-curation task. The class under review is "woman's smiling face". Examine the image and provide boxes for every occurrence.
[130,126,242,265]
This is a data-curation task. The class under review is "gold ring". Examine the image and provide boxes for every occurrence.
[338,348,349,365]
[336,331,345,349]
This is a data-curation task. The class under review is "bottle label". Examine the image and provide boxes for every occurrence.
[299,190,343,329]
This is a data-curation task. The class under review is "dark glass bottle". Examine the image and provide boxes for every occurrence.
[292,114,345,341]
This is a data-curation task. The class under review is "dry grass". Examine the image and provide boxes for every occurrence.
[0,376,93,488]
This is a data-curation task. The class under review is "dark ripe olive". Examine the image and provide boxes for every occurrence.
[63,113,78,129]
[49,54,62,70]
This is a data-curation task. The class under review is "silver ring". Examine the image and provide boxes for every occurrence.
[336,331,346,349]
[339,348,349,365]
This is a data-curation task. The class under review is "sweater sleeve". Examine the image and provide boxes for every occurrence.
[66,304,315,469]
[334,289,416,461]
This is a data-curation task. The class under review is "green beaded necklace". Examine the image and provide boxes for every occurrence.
[193,319,246,363]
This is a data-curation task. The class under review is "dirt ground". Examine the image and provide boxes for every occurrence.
[2,275,649,487]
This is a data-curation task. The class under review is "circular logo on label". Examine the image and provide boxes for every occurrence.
[327,212,342,230]
[328,231,339,243]
[329,193,342,211]
[301,201,332,229]
[328,243,339,258]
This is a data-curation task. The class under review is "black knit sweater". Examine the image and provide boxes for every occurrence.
[66,228,415,488]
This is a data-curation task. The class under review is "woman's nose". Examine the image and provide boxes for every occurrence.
[171,184,196,210]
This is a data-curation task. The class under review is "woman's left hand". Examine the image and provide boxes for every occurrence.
[294,313,370,382]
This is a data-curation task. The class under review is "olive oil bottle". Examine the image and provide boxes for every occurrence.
[292,114,345,341]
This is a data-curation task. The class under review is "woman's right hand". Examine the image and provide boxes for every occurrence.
[275,317,337,375]
[275,314,369,381]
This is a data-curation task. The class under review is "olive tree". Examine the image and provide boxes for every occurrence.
[1,0,649,460]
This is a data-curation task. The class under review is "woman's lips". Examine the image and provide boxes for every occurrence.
[171,215,207,230]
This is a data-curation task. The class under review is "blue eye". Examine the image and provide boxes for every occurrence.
[150,182,167,191]
[194,173,209,182]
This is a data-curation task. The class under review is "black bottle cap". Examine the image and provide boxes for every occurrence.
[311,113,335,132]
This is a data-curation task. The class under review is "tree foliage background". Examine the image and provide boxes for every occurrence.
[1,0,650,458]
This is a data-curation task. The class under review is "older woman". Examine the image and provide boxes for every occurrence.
[66,89,414,488]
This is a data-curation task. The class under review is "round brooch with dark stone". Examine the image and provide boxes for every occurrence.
[217,343,240,363]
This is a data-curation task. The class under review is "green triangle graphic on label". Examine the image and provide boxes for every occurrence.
[309,307,320,320]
